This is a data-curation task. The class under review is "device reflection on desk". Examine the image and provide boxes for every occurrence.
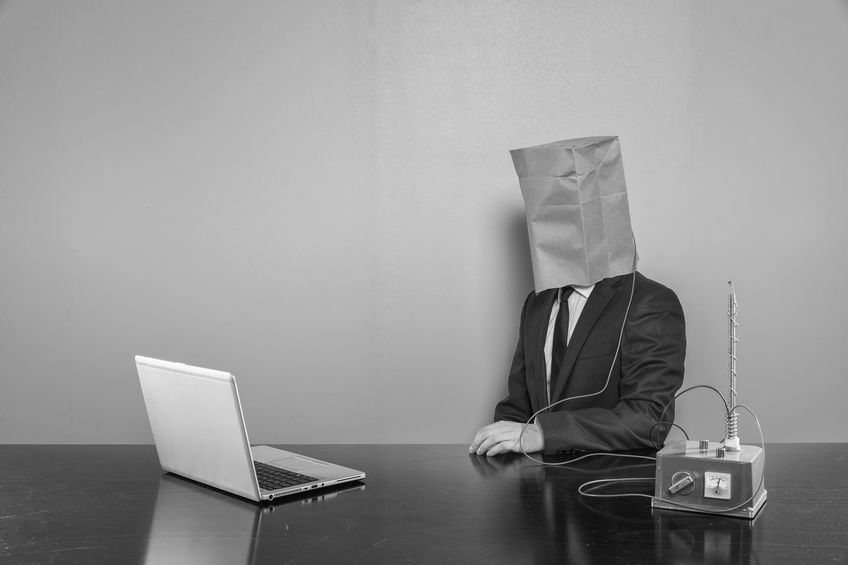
[143,474,365,565]
[652,509,760,564]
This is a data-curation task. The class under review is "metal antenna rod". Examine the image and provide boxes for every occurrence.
[725,281,741,451]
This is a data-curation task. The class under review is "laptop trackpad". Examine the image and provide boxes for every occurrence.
[268,455,330,473]
[252,446,333,473]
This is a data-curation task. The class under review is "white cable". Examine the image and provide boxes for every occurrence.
[646,403,765,514]
[528,451,656,470]
[578,477,655,498]
[652,384,729,449]
[517,266,637,462]
[576,402,767,515]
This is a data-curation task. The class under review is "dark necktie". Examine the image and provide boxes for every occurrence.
[550,286,574,399]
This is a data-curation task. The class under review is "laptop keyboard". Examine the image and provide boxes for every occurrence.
[253,461,319,491]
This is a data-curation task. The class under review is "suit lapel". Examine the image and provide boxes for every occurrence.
[529,289,557,413]
[550,276,621,402]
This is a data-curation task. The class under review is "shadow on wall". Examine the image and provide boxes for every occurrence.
[506,208,534,299]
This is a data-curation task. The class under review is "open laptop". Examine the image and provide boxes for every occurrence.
[135,355,365,502]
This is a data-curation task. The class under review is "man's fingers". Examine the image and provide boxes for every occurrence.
[471,424,497,448]
[476,428,526,456]
[470,422,515,453]
[470,421,534,455]
[484,439,517,457]
[470,428,492,453]
[475,433,502,455]
[473,430,503,455]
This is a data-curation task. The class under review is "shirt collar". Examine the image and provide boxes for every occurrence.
[560,284,595,301]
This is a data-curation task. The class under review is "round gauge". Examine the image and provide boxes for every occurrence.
[703,471,731,500]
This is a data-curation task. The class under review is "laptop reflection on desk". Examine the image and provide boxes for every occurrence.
[143,474,365,565]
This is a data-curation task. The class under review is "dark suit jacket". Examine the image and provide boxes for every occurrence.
[494,272,686,454]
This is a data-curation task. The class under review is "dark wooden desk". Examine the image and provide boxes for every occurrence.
[1,444,846,564]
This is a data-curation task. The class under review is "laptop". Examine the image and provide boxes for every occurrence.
[135,355,366,502]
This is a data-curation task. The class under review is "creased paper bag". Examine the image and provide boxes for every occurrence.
[510,136,637,292]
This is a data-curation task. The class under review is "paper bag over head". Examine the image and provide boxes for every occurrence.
[510,136,637,293]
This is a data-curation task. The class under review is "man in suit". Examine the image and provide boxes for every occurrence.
[469,137,686,456]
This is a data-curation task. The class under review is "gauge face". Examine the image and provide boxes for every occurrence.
[704,471,732,500]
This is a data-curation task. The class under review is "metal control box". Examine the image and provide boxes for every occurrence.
[652,440,767,519]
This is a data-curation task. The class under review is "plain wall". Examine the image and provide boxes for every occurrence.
[1,1,846,444]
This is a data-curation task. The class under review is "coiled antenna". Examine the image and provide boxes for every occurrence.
[725,281,741,451]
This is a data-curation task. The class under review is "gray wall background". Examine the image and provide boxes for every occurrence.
[2,1,846,444]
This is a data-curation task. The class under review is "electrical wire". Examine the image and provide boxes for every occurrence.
[501,242,767,515]
[528,451,657,471]
[652,384,730,449]
[475,215,768,515]
[578,477,655,498]
[649,421,689,446]
[516,262,637,463]
[575,402,767,516]
[644,404,766,515]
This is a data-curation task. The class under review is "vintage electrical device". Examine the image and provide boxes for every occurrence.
[652,282,767,519]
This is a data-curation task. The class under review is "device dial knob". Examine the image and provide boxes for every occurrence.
[668,471,695,495]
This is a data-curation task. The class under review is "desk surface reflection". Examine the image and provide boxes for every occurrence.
[1,444,846,564]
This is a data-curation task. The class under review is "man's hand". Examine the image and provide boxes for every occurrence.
[469,421,543,456]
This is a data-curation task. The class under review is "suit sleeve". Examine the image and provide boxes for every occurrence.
[535,283,686,453]
[493,292,534,423]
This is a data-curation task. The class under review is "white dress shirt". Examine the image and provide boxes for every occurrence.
[544,284,595,402]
